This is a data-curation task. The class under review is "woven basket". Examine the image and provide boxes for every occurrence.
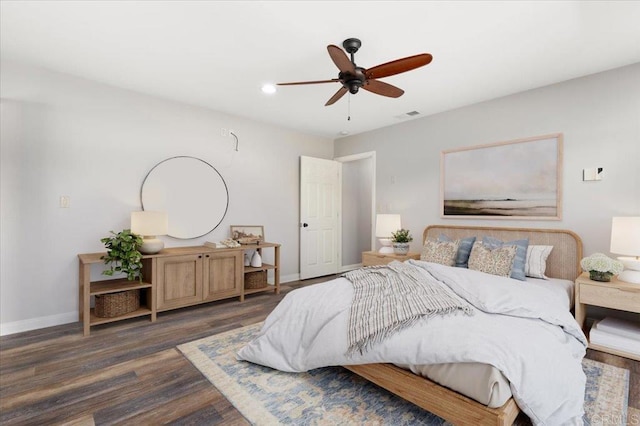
[95,289,140,318]
[245,271,267,289]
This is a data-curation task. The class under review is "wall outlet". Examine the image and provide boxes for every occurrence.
[59,195,70,208]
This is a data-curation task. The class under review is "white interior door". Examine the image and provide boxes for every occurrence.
[300,156,341,280]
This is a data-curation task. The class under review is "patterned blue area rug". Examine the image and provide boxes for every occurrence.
[178,323,629,425]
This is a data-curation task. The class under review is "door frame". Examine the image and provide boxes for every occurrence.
[334,151,377,264]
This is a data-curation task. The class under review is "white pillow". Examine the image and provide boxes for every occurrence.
[525,245,553,279]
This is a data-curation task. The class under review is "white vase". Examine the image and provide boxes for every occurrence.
[244,252,251,266]
[251,251,262,267]
[393,242,410,255]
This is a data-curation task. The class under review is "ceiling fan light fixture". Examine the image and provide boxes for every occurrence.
[348,81,361,94]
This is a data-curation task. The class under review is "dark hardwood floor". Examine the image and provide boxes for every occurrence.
[1,277,638,425]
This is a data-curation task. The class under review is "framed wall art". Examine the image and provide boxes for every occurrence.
[230,225,264,244]
[440,133,562,220]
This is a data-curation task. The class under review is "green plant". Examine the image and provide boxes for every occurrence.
[101,229,144,282]
[391,228,413,243]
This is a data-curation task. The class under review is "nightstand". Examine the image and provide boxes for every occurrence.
[362,251,421,266]
[574,272,640,361]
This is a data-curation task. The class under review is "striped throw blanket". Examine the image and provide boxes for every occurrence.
[343,261,473,355]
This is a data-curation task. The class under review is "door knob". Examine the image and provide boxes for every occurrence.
[302,223,309,227]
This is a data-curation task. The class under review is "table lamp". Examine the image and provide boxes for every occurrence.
[131,211,168,254]
[610,216,640,284]
[375,214,401,254]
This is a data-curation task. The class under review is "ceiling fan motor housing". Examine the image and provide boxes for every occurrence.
[340,67,366,94]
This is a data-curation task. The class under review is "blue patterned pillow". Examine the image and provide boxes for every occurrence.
[482,236,529,281]
[438,234,477,268]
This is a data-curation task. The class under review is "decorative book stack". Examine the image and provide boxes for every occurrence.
[590,317,640,356]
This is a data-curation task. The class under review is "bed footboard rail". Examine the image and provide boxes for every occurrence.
[344,363,520,426]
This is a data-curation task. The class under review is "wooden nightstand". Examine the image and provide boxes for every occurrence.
[362,251,421,266]
[574,272,640,361]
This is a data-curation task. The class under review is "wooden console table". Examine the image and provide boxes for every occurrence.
[79,243,280,336]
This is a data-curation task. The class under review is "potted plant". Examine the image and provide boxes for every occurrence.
[101,229,144,282]
[580,253,623,282]
[391,228,413,255]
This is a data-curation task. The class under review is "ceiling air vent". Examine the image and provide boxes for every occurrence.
[394,111,421,120]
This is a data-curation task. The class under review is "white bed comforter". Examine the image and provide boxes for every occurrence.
[237,260,588,425]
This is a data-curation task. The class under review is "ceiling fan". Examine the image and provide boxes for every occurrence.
[277,38,433,106]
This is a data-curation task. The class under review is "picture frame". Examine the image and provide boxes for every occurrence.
[440,133,562,220]
[230,225,264,244]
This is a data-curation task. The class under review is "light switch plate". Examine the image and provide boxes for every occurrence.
[583,168,603,181]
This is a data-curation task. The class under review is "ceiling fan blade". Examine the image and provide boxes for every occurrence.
[325,87,348,106]
[327,45,355,74]
[365,53,433,79]
[362,79,404,98]
[278,79,339,86]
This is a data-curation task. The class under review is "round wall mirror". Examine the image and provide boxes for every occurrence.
[140,156,229,239]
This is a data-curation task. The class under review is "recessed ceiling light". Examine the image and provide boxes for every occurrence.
[339,131,350,136]
[261,84,276,94]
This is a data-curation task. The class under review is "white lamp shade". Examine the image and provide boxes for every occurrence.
[131,211,168,237]
[375,214,401,238]
[610,217,640,256]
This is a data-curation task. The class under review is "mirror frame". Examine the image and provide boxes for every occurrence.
[140,156,229,239]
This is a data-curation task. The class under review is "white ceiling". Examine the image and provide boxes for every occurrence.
[2,1,640,139]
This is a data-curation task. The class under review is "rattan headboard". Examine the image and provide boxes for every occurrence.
[423,225,583,281]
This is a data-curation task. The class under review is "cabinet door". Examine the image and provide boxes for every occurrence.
[202,251,242,301]
[156,254,203,310]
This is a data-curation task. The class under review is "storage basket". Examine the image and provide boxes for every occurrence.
[95,289,140,318]
[245,270,267,289]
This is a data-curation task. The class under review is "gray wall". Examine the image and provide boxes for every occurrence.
[2,59,638,334]
[334,63,640,259]
[0,60,333,334]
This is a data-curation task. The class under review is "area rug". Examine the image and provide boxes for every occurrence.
[178,323,630,425]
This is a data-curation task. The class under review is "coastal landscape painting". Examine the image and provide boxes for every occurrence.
[441,134,562,220]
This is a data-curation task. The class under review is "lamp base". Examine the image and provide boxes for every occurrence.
[618,269,640,284]
[378,238,394,254]
[616,256,640,284]
[140,237,164,254]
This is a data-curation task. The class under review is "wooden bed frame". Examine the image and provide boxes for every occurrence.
[346,225,583,426]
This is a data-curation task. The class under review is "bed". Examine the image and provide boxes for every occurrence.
[238,225,585,425]
[345,225,584,426]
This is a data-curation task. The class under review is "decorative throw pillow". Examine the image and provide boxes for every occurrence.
[468,242,518,278]
[438,234,477,268]
[421,239,460,267]
[482,237,529,281]
[525,245,554,279]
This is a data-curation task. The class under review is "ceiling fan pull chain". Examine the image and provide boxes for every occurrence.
[347,94,351,121]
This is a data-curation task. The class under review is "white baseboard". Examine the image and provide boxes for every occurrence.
[281,266,359,284]
[340,263,362,273]
[0,311,77,336]
[280,273,300,284]
[0,269,357,336]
